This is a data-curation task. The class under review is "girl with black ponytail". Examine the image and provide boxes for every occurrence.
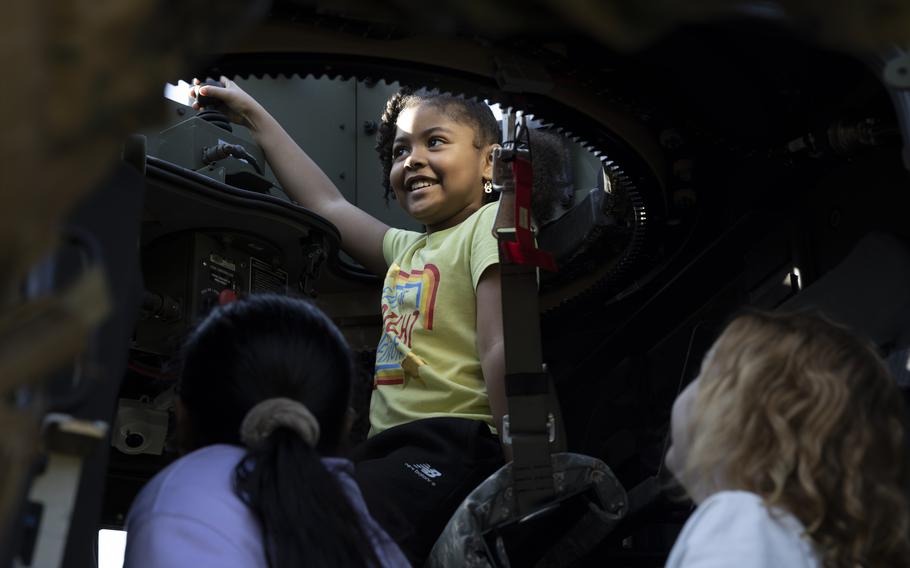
[124,295,409,568]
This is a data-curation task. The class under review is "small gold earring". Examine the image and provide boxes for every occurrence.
[483,180,493,193]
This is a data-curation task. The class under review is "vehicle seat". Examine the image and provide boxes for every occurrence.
[426,453,627,568]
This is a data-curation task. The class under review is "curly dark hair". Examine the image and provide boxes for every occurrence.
[375,89,501,202]
[527,128,574,225]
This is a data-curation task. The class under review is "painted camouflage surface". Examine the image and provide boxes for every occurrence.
[427,453,628,568]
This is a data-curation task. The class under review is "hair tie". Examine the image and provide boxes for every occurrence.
[240,398,320,449]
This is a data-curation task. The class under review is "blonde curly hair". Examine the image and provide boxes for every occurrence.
[682,311,910,568]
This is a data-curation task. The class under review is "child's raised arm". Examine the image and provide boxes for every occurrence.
[191,77,390,276]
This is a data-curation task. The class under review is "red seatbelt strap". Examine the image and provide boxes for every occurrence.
[499,157,557,272]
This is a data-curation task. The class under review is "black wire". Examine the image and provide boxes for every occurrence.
[229,144,264,175]
[523,113,532,165]
[656,321,704,479]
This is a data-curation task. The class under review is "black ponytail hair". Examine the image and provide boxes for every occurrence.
[375,88,501,203]
[178,294,381,568]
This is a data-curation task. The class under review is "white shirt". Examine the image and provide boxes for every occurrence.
[666,491,821,568]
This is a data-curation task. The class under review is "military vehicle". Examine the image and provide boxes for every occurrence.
[3,2,909,566]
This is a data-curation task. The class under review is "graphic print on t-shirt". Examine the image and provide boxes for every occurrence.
[375,263,440,387]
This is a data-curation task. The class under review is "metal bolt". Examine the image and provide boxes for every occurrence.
[673,188,697,208]
[660,129,684,150]
[672,159,694,182]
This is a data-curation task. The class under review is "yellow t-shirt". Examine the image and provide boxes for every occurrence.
[370,202,500,436]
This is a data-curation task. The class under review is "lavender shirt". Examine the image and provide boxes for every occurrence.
[124,444,409,567]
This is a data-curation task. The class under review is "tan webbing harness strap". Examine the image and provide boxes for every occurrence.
[492,140,566,516]
[499,268,561,515]
[505,371,559,512]
[498,263,543,372]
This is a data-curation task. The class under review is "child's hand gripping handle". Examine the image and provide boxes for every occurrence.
[188,77,263,131]
[194,79,226,108]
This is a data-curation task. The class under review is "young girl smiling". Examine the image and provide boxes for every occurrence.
[192,79,508,562]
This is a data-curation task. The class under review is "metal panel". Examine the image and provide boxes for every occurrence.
[233,75,358,204]
[570,140,603,201]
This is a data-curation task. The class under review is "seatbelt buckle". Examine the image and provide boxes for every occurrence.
[501,413,556,445]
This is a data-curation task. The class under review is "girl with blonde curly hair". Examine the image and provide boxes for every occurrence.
[665,311,910,568]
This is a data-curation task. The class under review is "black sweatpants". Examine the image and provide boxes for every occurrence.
[351,417,505,566]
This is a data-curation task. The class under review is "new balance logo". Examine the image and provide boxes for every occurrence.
[416,463,442,478]
[405,462,443,485]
